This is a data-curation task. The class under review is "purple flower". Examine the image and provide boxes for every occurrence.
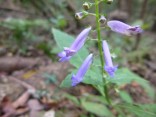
[58,27,91,62]
[107,20,143,36]
[102,40,117,77]
[71,54,93,86]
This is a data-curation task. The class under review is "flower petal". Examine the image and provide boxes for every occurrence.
[70,27,91,51]
[102,40,113,67]
[58,27,91,62]
[71,54,93,86]
[76,54,93,78]
[64,47,76,57]
[105,65,118,77]
[128,26,143,34]
[107,20,142,36]
[59,56,71,62]
[102,40,117,77]
[71,74,81,87]
[58,51,66,58]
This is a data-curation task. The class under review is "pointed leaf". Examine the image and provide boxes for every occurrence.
[106,68,155,99]
[81,101,114,117]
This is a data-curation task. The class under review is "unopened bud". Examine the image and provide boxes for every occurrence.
[75,12,84,20]
[99,16,106,24]
[83,2,91,10]
[107,0,113,4]
[75,11,88,20]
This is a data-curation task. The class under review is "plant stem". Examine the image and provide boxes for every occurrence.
[95,0,111,104]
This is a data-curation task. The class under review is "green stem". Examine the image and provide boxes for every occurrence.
[94,0,111,104]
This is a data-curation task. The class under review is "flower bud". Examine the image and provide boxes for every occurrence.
[99,15,106,24]
[83,2,91,10]
[107,0,113,4]
[75,12,84,20]
[75,11,88,20]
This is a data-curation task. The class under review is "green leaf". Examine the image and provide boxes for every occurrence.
[70,47,89,68]
[52,28,89,68]
[119,91,133,103]
[51,45,60,53]
[116,103,156,117]
[114,106,126,117]
[83,65,103,85]
[106,68,136,84]
[60,73,72,88]
[60,64,104,88]
[83,94,108,104]
[106,68,155,99]
[141,104,156,114]
[52,28,73,50]
[81,100,114,117]
[43,73,57,84]
[64,94,80,106]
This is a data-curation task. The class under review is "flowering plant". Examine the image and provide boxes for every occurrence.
[52,0,155,116]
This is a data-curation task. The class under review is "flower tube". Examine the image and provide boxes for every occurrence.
[102,40,117,77]
[71,54,93,86]
[107,20,143,36]
[58,27,91,62]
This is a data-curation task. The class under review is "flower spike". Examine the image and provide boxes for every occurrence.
[107,20,143,36]
[102,40,117,77]
[58,27,91,62]
[71,54,93,86]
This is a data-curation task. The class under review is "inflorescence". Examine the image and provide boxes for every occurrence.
[58,1,143,86]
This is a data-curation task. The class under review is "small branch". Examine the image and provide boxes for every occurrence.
[9,76,35,90]
[0,57,40,72]
[95,0,111,104]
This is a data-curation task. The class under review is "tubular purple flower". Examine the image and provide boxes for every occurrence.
[58,27,91,62]
[107,20,143,36]
[71,54,93,86]
[102,40,117,77]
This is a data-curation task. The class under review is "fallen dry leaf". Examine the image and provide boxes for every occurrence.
[27,99,43,111]
[12,91,31,108]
